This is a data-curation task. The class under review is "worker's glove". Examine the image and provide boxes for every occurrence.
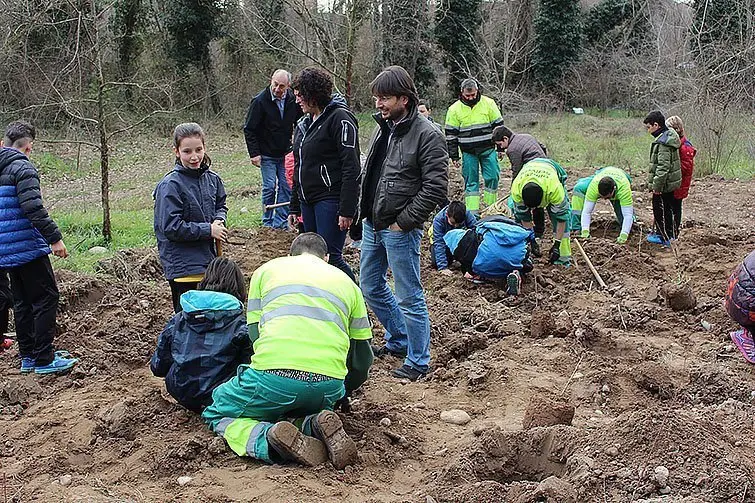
[616,233,628,244]
[334,396,351,413]
[549,241,561,264]
[580,229,590,239]
[530,238,542,258]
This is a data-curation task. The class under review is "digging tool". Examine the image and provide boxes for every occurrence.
[573,239,607,290]
[265,201,291,211]
[216,238,223,257]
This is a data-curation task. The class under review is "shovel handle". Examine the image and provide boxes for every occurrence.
[216,238,223,257]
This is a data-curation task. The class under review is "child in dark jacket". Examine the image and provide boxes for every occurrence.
[154,123,229,313]
[151,256,252,413]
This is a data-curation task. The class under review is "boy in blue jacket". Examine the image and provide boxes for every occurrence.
[430,201,477,275]
[151,257,252,412]
[0,121,78,374]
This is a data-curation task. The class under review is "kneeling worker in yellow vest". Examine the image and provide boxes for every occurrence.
[202,233,373,469]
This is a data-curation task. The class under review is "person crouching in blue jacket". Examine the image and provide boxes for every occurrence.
[151,257,252,413]
[430,201,477,276]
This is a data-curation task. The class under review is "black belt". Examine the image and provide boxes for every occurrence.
[264,369,337,382]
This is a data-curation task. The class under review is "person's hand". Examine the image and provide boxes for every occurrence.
[439,268,453,276]
[51,240,68,258]
[388,222,403,232]
[497,151,505,160]
[549,240,561,264]
[338,216,353,231]
[452,159,460,169]
[211,221,228,241]
[287,213,299,232]
[616,232,628,244]
[251,156,261,167]
[580,229,590,239]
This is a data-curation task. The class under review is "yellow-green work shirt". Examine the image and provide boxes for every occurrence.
[246,254,372,379]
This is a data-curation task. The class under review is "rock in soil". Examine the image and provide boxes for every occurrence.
[440,409,471,425]
[530,309,555,338]
[522,396,575,429]
[526,475,578,503]
[660,282,696,311]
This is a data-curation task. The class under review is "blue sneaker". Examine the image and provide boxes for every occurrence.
[20,357,35,374]
[646,233,663,244]
[34,353,79,375]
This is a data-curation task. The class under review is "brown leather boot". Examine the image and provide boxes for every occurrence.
[312,411,358,470]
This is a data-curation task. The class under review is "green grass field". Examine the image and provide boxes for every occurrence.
[37,111,753,273]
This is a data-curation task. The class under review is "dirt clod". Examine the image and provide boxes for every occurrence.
[633,362,675,399]
[522,396,575,429]
[661,282,697,311]
[530,309,555,338]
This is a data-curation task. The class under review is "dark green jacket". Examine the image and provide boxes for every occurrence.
[648,128,682,193]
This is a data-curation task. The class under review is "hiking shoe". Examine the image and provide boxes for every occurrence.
[506,270,522,296]
[371,343,406,358]
[312,410,358,470]
[20,357,35,374]
[34,353,79,375]
[531,239,542,258]
[267,421,328,467]
[391,364,426,381]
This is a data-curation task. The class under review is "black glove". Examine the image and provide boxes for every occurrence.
[334,396,351,413]
[549,240,561,264]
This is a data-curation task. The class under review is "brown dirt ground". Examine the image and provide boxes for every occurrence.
[2,170,755,502]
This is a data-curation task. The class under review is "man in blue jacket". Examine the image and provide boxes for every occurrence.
[0,121,78,374]
[243,69,303,229]
[430,201,477,275]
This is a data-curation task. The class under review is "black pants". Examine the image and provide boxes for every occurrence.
[0,270,12,336]
[169,279,198,313]
[9,256,59,365]
[533,208,545,238]
[652,192,677,241]
[670,197,683,238]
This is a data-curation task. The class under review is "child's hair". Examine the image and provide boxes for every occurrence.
[197,257,246,302]
[598,176,616,197]
[173,122,212,167]
[665,115,684,137]
[419,99,431,109]
[643,110,666,129]
[3,120,35,149]
[447,201,467,223]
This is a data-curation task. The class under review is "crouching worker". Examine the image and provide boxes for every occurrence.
[202,233,373,469]
[443,216,534,295]
[150,256,251,413]
[430,201,477,276]
[726,250,755,363]
[510,158,572,266]
[571,167,634,244]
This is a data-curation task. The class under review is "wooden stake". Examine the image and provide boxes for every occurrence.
[574,239,607,290]
[265,201,291,210]
[216,239,223,257]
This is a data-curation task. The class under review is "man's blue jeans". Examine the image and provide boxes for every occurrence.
[359,219,430,372]
[300,199,355,282]
[260,156,290,228]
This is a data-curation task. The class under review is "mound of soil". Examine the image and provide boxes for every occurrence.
[661,282,697,311]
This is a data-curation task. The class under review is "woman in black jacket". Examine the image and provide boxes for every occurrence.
[288,68,361,281]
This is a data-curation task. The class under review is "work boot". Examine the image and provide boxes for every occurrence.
[312,411,358,470]
[267,421,328,467]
